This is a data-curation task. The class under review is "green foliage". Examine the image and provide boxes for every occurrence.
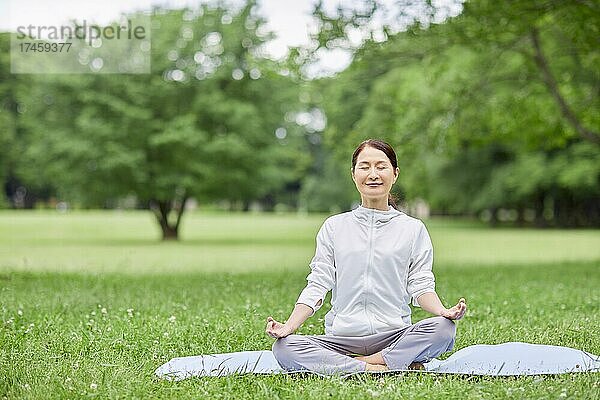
[2,0,599,227]
[299,153,356,212]
[0,34,17,208]
[16,4,307,205]
[310,0,600,225]
[4,2,311,236]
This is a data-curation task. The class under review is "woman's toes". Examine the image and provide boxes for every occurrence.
[365,363,389,372]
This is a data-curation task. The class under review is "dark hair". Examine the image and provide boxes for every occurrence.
[351,139,399,210]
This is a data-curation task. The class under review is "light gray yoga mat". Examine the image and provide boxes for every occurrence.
[155,342,600,381]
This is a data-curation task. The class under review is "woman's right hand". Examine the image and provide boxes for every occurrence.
[265,316,293,338]
[441,298,467,320]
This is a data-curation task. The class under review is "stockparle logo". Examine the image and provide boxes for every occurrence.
[10,15,151,74]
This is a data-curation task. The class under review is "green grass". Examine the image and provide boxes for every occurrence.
[2,210,599,273]
[1,210,599,399]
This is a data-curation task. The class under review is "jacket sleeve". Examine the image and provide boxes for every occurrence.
[295,218,336,316]
[407,221,436,307]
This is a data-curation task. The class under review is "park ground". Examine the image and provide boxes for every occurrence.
[1,210,599,399]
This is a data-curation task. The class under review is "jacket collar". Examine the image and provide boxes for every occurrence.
[352,204,403,226]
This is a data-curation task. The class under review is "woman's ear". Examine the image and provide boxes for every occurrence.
[393,167,399,183]
[350,167,356,183]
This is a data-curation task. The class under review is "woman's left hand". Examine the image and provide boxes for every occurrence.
[441,298,467,320]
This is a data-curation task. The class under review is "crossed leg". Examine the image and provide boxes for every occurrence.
[272,316,456,374]
[357,317,456,370]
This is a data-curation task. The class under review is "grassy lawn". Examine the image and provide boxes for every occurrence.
[1,210,599,399]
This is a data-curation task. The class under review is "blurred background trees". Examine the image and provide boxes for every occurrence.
[1,0,598,236]
[3,3,311,239]
[311,0,599,226]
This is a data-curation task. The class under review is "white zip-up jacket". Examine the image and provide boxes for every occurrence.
[296,205,436,337]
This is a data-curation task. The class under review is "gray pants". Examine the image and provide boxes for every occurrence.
[272,316,456,375]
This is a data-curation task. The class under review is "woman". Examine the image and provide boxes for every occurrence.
[266,139,467,374]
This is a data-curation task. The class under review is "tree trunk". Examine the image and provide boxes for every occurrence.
[161,224,179,240]
[534,192,546,228]
[488,207,499,227]
[553,195,562,228]
[516,205,526,227]
[530,28,600,144]
[150,196,188,241]
[261,194,275,212]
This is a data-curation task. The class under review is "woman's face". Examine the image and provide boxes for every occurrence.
[351,146,398,203]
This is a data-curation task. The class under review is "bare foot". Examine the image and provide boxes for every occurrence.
[355,352,385,365]
[408,362,424,370]
[365,363,389,372]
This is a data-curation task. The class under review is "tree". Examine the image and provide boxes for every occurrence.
[0,33,16,208]
[14,2,309,239]
[307,0,600,226]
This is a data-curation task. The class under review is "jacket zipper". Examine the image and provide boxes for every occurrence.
[365,210,375,334]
